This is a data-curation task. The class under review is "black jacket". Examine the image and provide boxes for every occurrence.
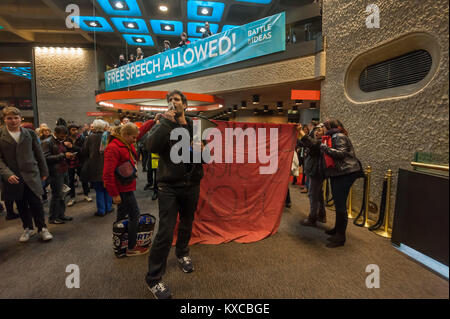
[299,135,323,178]
[41,135,68,175]
[202,30,212,38]
[80,131,104,182]
[146,117,204,187]
[65,134,85,166]
[322,132,361,178]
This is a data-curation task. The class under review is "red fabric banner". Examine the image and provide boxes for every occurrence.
[173,121,297,245]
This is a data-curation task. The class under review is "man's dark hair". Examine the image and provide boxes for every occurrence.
[68,124,80,131]
[54,125,68,135]
[166,90,188,106]
[56,117,67,127]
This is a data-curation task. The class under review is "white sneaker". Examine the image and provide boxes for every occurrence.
[62,184,71,194]
[19,228,35,243]
[67,199,76,207]
[40,228,53,241]
[84,195,93,202]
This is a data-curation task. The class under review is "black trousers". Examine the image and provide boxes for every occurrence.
[5,200,19,217]
[147,168,158,190]
[285,188,291,205]
[146,184,200,285]
[16,183,47,231]
[68,167,89,198]
[117,191,140,250]
[330,172,359,236]
[48,173,66,221]
[141,149,149,171]
[307,175,325,222]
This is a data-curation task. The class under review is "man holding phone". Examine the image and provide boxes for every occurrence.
[144,90,209,299]
[0,107,53,242]
[42,125,76,224]
[65,124,92,207]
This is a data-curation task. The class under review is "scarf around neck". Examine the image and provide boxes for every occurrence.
[111,133,137,161]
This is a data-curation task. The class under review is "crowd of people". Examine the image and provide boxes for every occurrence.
[0,89,362,299]
[0,109,158,241]
[113,23,214,69]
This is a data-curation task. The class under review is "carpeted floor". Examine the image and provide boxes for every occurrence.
[0,168,448,299]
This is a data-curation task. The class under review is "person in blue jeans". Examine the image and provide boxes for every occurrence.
[92,181,112,216]
[81,119,112,216]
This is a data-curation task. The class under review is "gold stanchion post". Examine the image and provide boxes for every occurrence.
[363,166,374,228]
[347,187,354,218]
[374,169,393,238]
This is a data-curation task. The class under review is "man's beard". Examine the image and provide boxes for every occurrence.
[174,109,183,118]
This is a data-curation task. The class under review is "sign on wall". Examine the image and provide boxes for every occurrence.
[105,12,285,91]
[86,111,116,117]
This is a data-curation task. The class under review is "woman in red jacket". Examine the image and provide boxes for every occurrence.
[103,123,147,256]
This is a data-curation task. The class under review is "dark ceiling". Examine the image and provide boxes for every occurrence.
[0,0,315,65]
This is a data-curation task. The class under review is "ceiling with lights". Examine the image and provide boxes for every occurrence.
[0,66,32,80]
[0,0,314,62]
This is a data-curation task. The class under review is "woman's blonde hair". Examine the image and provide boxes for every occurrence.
[38,123,51,137]
[120,122,139,137]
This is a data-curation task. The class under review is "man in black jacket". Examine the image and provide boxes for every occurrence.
[298,123,326,227]
[65,124,91,207]
[144,90,206,299]
[42,126,76,224]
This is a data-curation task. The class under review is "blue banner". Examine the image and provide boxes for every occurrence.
[105,12,285,91]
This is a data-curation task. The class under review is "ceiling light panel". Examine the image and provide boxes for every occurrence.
[198,6,213,16]
[159,5,168,12]
[97,0,142,17]
[150,20,183,36]
[122,34,154,46]
[187,1,225,22]
[1,67,32,79]
[187,22,219,37]
[78,16,114,32]
[111,18,148,33]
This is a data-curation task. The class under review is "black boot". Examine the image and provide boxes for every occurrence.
[326,212,347,248]
[6,213,20,220]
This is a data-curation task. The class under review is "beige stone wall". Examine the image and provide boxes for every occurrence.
[34,48,98,127]
[140,54,321,94]
[321,0,449,224]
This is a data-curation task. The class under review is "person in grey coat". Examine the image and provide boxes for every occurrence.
[81,119,112,216]
[0,107,53,242]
